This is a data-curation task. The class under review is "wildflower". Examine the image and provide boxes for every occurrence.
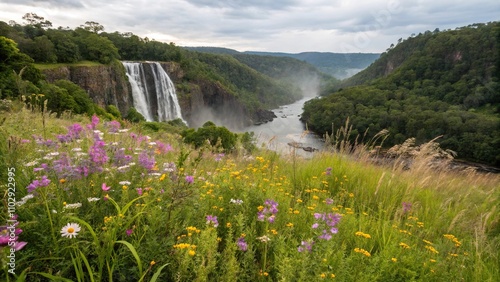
[102,183,111,191]
[297,240,314,253]
[402,202,412,213]
[215,153,225,161]
[107,120,121,133]
[325,198,334,205]
[237,237,248,251]
[354,247,371,257]
[89,115,99,130]
[257,235,271,242]
[325,167,332,175]
[391,258,397,262]
[60,223,81,238]
[63,203,82,210]
[136,188,143,196]
[355,231,371,239]
[150,260,156,266]
[311,212,341,241]
[399,242,410,249]
[126,229,133,236]
[119,181,131,185]
[138,151,155,171]
[26,175,51,193]
[425,245,439,254]
[89,140,108,166]
[257,199,279,223]
[87,197,100,202]
[188,250,196,256]
[230,198,243,205]
[185,175,194,184]
[206,215,219,227]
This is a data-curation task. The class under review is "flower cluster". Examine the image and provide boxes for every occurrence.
[257,199,278,223]
[237,236,248,251]
[297,240,314,253]
[206,215,219,227]
[26,175,51,193]
[354,247,371,257]
[311,212,341,240]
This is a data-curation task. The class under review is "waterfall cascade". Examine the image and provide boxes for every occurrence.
[122,61,185,123]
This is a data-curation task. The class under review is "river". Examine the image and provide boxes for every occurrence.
[242,96,324,157]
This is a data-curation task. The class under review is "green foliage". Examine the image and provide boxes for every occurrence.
[35,80,95,116]
[125,107,146,123]
[181,121,237,152]
[302,22,500,165]
[105,105,121,119]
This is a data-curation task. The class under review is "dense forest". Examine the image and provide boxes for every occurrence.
[302,22,500,166]
[0,13,324,119]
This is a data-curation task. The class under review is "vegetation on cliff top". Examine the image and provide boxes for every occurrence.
[302,22,500,166]
[1,13,319,119]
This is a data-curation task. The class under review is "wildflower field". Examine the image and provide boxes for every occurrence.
[1,106,499,281]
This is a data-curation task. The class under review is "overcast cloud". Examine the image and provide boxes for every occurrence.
[0,0,498,53]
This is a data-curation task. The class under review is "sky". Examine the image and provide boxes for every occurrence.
[0,0,498,53]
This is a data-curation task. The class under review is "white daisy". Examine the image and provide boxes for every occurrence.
[60,223,81,238]
[87,197,100,202]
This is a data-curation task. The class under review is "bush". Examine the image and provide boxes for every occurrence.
[181,121,237,152]
[105,105,121,119]
[125,107,145,123]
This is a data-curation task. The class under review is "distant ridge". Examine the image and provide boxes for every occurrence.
[183,47,380,79]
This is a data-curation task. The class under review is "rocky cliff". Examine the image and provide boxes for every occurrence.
[42,63,133,116]
[42,61,275,129]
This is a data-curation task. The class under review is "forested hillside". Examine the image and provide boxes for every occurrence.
[302,22,500,165]
[0,14,308,120]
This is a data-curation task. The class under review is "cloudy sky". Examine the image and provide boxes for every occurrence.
[0,0,498,53]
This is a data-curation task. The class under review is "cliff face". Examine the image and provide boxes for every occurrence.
[42,63,133,116]
[42,61,274,129]
[161,62,275,129]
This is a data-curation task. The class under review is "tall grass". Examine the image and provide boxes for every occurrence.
[1,105,499,281]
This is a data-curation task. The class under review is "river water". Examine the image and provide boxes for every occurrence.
[242,96,325,157]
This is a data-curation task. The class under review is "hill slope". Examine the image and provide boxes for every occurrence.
[302,22,500,165]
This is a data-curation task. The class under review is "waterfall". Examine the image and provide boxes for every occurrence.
[122,61,185,123]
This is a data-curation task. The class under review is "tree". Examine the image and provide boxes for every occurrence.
[81,21,104,33]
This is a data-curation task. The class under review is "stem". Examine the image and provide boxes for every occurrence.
[42,190,58,248]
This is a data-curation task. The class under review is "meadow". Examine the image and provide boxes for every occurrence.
[1,104,499,281]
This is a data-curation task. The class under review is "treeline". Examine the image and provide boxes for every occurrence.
[0,13,306,118]
[302,22,500,165]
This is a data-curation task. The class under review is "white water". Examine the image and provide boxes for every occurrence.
[122,61,185,123]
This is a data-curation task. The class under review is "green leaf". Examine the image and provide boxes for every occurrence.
[116,240,143,277]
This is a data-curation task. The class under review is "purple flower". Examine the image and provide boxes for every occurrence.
[402,202,412,213]
[185,175,194,184]
[237,237,248,251]
[89,140,108,166]
[325,198,334,205]
[215,153,225,162]
[325,167,332,175]
[206,215,219,227]
[136,188,143,196]
[155,141,173,154]
[311,212,341,241]
[138,151,155,171]
[257,199,279,223]
[107,120,121,133]
[68,123,83,139]
[26,175,51,193]
[298,240,314,253]
[90,115,99,130]
[126,229,133,236]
